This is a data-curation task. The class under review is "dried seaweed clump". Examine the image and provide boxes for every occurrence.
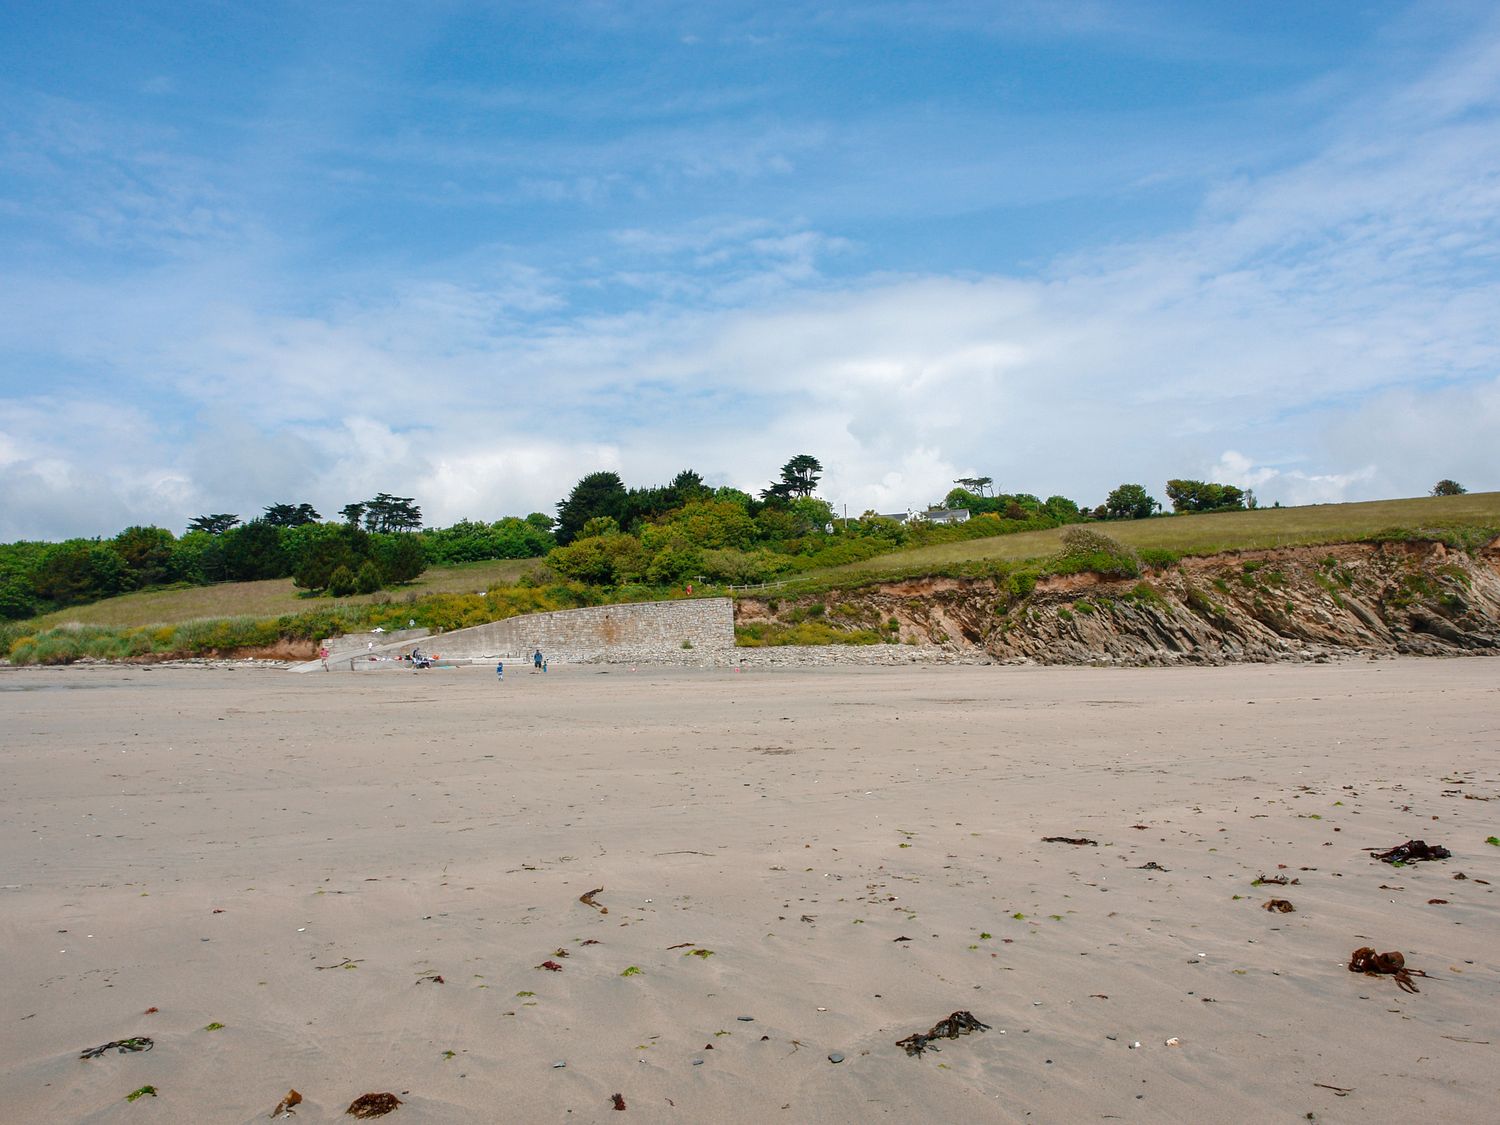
[80,1037,153,1059]
[1369,840,1450,865]
[896,1010,991,1057]
[1349,947,1425,994]
[347,1092,403,1118]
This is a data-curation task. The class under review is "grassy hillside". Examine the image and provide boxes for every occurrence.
[799,491,1500,587]
[18,492,1500,633]
[26,557,537,630]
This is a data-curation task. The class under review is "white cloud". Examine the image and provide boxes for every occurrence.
[3,15,1499,539]
[1208,451,1378,508]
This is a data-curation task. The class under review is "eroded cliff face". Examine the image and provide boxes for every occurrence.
[735,539,1500,665]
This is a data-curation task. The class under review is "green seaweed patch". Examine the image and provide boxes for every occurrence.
[1012,912,1026,920]
[515,990,535,997]
[620,966,643,977]
[442,1050,456,1060]
[203,1022,225,1032]
[1486,836,1500,847]
[686,948,714,958]
[126,1086,158,1102]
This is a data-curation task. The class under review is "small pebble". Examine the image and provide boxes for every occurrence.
[828,1052,845,1064]
[1165,1037,1181,1047]
[692,1058,704,1066]
[737,1016,754,1022]
[1106,1035,1118,1041]
[551,1060,566,1069]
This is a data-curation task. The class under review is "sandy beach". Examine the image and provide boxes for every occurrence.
[2,657,1498,1123]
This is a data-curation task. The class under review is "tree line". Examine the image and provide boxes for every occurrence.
[543,456,1088,588]
[0,459,1472,619]
[0,493,555,619]
[1093,477,1465,519]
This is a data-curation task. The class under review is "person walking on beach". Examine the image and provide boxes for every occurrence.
[496,660,504,681]
[319,645,330,670]
[532,648,543,673]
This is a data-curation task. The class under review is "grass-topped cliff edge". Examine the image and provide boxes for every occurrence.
[4,492,1497,664]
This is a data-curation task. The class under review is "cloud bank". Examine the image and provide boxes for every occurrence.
[1,5,1497,539]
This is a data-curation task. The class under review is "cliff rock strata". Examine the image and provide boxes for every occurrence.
[736,540,1500,666]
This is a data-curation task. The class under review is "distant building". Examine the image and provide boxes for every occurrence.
[915,508,971,525]
[871,508,971,526]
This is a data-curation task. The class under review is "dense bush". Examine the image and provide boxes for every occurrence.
[1165,479,1246,514]
[1052,528,1142,579]
[327,565,358,597]
[355,561,384,594]
[734,621,886,647]
[421,516,554,564]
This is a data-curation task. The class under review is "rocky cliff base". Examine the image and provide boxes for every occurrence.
[736,539,1500,665]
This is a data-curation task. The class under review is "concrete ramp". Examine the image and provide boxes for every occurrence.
[289,626,431,673]
[306,598,734,670]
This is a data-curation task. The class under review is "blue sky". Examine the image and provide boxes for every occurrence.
[2,1,1498,539]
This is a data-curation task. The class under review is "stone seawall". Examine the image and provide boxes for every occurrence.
[341,598,735,667]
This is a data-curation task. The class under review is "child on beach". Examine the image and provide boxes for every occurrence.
[496,660,504,681]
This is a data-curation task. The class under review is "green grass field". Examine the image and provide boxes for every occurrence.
[19,492,1500,631]
[27,557,536,630]
[800,491,1500,586]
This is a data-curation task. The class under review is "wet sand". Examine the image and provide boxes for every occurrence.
[2,658,1498,1123]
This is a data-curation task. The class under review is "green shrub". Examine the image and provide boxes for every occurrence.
[1001,570,1036,601]
[1052,528,1140,579]
[9,623,162,664]
[355,561,384,594]
[734,621,884,647]
[328,565,357,597]
[1124,582,1165,606]
[1183,585,1221,617]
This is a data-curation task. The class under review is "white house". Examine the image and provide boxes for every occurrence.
[915,508,971,525]
[873,508,971,526]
